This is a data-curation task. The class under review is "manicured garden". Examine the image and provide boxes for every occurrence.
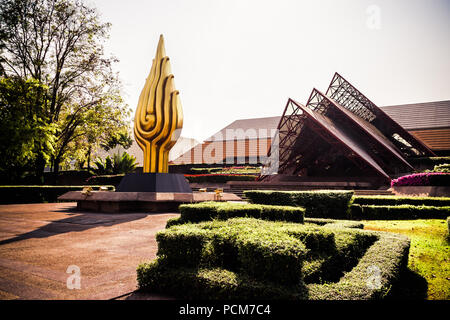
[137,189,449,300]
[138,216,409,300]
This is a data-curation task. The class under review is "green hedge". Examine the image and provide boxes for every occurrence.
[244,190,354,219]
[174,201,305,225]
[85,174,125,187]
[350,204,450,220]
[0,185,115,204]
[408,156,450,168]
[431,163,450,173]
[352,195,450,207]
[137,217,410,299]
[447,217,450,241]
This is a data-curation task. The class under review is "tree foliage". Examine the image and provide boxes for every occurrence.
[0,77,56,182]
[0,0,131,176]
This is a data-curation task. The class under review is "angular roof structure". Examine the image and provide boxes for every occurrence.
[326,73,434,157]
[263,73,436,182]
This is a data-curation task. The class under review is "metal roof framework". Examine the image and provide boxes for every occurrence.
[326,72,435,157]
[262,73,433,181]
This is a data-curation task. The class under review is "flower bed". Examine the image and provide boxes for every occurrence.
[391,172,450,187]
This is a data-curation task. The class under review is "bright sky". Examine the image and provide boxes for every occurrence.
[90,0,450,142]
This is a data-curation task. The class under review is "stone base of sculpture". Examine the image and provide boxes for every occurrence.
[58,189,242,213]
[116,173,192,193]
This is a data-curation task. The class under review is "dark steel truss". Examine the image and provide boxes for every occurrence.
[307,89,414,174]
[326,72,435,157]
[261,97,392,181]
[260,72,433,182]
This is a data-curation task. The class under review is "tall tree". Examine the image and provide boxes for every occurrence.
[0,0,131,175]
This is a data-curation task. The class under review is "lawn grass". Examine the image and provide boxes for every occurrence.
[363,219,449,300]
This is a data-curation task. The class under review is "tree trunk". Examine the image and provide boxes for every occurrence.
[86,146,91,172]
[52,156,61,174]
[34,153,46,184]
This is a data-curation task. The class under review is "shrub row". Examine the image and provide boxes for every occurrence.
[172,201,305,225]
[244,190,354,219]
[184,174,257,183]
[0,185,115,204]
[137,218,410,299]
[352,195,450,207]
[350,204,450,220]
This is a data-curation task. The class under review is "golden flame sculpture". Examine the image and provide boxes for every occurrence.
[134,35,183,173]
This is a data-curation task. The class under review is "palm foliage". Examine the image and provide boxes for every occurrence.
[92,152,137,175]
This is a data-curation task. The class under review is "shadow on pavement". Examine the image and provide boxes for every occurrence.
[0,206,151,246]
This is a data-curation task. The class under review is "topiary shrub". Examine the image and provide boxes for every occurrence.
[176,201,305,225]
[244,190,354,219]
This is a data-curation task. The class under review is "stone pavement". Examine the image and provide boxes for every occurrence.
[0,202,177,300]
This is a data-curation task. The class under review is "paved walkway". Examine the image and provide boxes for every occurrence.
[0,202,177,300]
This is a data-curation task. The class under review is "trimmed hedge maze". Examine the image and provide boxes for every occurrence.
[137,218,410,300]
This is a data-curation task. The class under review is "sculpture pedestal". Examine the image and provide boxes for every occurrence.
[116,173,192,193]
[58,191,242,213]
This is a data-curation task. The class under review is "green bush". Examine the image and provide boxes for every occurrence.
[447,217,450,241]
[0,185,115,204]
[92,152,137,175]
[244,190,354,219]
[431,163,450,173]
[352,195,450,207]
[177,201,305,224]
[85,174,125,187]
[350,204,450,220]
[408,156,450,169]
[137,217,409,300]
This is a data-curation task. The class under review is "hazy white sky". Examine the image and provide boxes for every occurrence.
[90,0,450,142]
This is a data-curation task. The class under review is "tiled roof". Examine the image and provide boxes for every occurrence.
[381,100,450,130]
[205,116,281,141]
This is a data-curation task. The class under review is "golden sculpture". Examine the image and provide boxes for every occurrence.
[134,35,183,173]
